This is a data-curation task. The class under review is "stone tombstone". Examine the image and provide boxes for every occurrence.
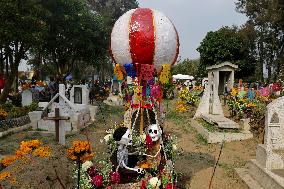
[259,96,284,170]
[70,85,89,105]
[206,62,238,95]
[21,90,33,106]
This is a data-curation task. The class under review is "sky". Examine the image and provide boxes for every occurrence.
[138,0,248,60]
[19,0,247,71]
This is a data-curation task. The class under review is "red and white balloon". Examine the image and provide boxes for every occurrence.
[110,8,180,68]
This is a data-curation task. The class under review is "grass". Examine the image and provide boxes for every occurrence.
[196,133,208,145]
[197,119,218,132]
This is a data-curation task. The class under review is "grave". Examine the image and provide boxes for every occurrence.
[35,84,93,132]
[236,97,284,189]
[43,108,69,145]
[193,62,253,143]
[21,89,33,106]
[194,62,239,129]
[70,85,89,105]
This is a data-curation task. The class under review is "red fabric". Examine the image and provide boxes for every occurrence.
[129,8,155,65]
[145,134,153,149]
[0,76,5,89]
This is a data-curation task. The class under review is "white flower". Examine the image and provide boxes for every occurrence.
[104,134,112,143]
[172,144,178,151]
[82,161,93,172]
[149,177,161,188]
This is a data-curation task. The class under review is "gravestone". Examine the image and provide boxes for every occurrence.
[70,85,89,105]
[43,108,69,145]
[37,84,91,132]
[22,90,33,106]
[195,62,239,129]
[236,96,284,188]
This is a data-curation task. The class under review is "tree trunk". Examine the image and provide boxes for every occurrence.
[0,52,22,104]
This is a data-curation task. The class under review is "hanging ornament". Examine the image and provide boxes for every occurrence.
[133,86,143,104]
[140,64,155,81]
[150,84,163,101]
[114,64,124,81]
[159,64,171,84]
[146,85,151,97]
[123,63,137,77]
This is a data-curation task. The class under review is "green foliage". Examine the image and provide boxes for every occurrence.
[172,59,200,77]
[0,0,48,103]
[26,102,39,112]
[249,102,266,135]
[197,26,256,79]
[162,82,175,99]
[236,0,284,81]
[9,93,22,107]
[7,107,29,119]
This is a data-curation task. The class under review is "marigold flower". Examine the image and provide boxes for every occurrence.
[0,172,11,181]
[1,156,17,167]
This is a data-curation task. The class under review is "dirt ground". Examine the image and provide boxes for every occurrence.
[0,100,260,189]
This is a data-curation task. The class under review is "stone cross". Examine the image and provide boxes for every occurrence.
[44,108,69,145]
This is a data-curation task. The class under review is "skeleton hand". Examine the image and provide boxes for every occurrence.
[136,168,144,174]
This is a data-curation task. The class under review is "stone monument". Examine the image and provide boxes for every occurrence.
[37,84,91,132]
[21,90,33,106]
[236,96,284,188]
[194,62,239,129]
[70,85,89,105]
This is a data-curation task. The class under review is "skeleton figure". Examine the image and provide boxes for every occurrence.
[147,124,162,142]
[113,127,143,173]
[144,124,163,167]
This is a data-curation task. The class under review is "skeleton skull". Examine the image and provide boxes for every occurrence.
[119,128,133,145]
[147,124,162,142]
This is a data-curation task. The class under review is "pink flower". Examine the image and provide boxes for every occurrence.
[106,186,112,189]
[91,175,103,187]
[145,135,153,148]
[110,171,120,184]
[165,183,177,189]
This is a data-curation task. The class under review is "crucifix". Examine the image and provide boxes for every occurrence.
[44,108,69,145]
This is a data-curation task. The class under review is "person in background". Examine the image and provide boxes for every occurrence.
[48,77,56,100]
[223,82,229,105]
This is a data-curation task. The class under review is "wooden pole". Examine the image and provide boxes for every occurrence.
[55,108,59,142]
[140,107,144,134]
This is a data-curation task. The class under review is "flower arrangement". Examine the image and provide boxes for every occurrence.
[175,100,187,112]
[72,159,115,189]
[67,141,95,163]
[178,89,198,105]
[0,140,52,168]
[0,108,8,120]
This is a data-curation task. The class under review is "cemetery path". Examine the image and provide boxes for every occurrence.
[0,101,260,189]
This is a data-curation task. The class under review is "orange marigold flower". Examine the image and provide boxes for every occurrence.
[32,146,52,158]
[1,156,17,167]
[67,141,94,163]
[0,171,11,181]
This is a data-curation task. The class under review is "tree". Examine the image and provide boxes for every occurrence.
[29,0,107,78]
[172,59,200,77]
[197,26,256,79]
[0,0,47,103]
[236,0,284,81]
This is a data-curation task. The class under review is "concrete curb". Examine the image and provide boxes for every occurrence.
[191,119,253,143]
[0,124,31,138]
